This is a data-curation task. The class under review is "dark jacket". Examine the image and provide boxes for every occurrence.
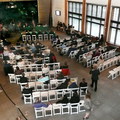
[90,69,100,80]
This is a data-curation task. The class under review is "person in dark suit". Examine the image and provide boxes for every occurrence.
[79,78,87,88]
[90,65,100,92]
[79,78,88,92]
[56,94,69,104]
[22,84,32,94]
[20,73,28,83]
[70,91,80,103]
[56,78,70,89]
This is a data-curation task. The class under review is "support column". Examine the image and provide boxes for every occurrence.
[37,0,50,25]
[81,0,86,34]
[37,0,40,23]
[104,0,112,42]
[65,0,68,25]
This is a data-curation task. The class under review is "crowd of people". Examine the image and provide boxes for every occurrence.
[0,21,109,120]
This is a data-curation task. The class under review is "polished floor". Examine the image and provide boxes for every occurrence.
[0,31,120,120]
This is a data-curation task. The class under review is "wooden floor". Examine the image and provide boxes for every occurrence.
[0,31,120,120]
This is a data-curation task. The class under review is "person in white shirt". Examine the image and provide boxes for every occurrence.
[17,58,25,65]
[9,51,15,60]
[42,64,50,74]
[15,53,22,61]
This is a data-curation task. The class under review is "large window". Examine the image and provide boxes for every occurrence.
[68,2,82,31]
[109,7,120,46]
[86,4,106,37]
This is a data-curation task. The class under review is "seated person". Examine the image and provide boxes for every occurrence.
[35,57,43,64]
[22,84,32,94]
[20,73,28,83]
[49,52,57,63]
[10,44,16,50]
[4,61,14,76]
[67,45,77,56]
[33,98,49,108]
[3,47,10,60]
[56,94,69,104]
[70,91,80,103]
[17,58,25,65]
[8,50,15,60]
[42,64,50,74]
[38,74,50,84]
[75,48,84,60]
[0,45,4,54]
[68,80,78,88]
[15,53,22,61]
[15,66,24,75]
[56,71,64,79]
[79,78,88,92]
[56,78,70,89]
[60,61,69,69]
[97,56,104,67]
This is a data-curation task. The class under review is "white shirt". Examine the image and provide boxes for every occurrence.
[42,67,50,74]
[16,55,22,60]
[9,52,15,60]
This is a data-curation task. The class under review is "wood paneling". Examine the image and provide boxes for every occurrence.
[65,0,68,25]
[104,0,112,42]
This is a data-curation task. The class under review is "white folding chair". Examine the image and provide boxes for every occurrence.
[28,82,36,91]
[8,74,16,83]
[26,35,31,41]
[48,90,56,101]
[70,103,79,114]
[38,34,43,41]
[16,75,22,84]
[63,89,71,99]
[36,82,43,91]
[34,107,44,118]
[53,104,62,115]
[49,34,54,40]
[44,105,53,117]
[80,87,88,99]
[53,63,60,70]
[41,91,48,102]
[43,57,50,63]
[50,80,58,89]
[32,35,37,41]
[23,93,32,104]
[56,90,64,100]
[44,34,48,40]
[19,83,27,91]
[32,91,40,103]
[43,84,50,91]
[61,103,70,114]
[79,100,85,112]
[22,35,26,42]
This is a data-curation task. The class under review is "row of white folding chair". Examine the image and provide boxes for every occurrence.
[13,62,61,72]
[32,88,80,103]
[86,50,117,68]
[22,87,86,105]
[9,69,62,84]
[108,66,120,80]
[25,79,66,92]
[22,34,54,42]
[34,100,85,118]
[98,56,120,72]
[78,46,106,63]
